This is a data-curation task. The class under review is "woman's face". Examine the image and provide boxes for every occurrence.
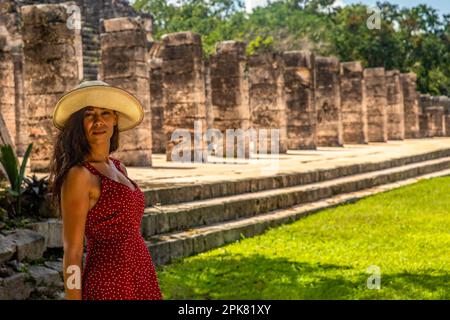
[83,106,118,144]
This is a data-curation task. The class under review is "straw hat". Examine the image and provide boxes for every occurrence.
[52,80,144,132]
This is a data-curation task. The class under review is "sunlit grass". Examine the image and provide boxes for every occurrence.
[156,176,450,299]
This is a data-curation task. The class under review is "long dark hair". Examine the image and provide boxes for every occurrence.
[48,107,119,217]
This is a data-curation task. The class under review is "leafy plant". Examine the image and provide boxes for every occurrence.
[0,143,33,218]
[22,173,49,217]
[247,35,274,55]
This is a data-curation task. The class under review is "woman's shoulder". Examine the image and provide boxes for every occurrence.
[63,164,92,188]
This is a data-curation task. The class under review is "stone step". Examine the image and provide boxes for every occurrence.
[141,156,450,237]
[83,43,100,51]
[83,62,99,69]
[81,34,99,43]
[85,56,100,62]
[83,66,98,74]
[0,229,46,264]
[81,26,96,33]
[83,56,100,63]
[145,167,450,266]
[37,155,447,252]
[83,49,100,57]
[140,148,450,207]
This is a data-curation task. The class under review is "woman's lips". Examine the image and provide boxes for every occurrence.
[93,131,106,135]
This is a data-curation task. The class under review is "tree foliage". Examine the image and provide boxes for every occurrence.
[133,0,450,95]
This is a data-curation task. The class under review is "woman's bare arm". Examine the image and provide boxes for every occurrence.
[61,166,90,300]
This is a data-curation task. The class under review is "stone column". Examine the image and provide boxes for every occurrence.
[21,3,83,172]
[385,70,405,140]
[147,41,165,154]
[161,32,207,162]
[314,56,343,147]
[438,96,450,137]
[0,29,14,153]
[340,61,368,144]
[209,41,250,158]
[0,33,16,148]
[204,59,214,132]
[148,56,165,154]
[0,108,13,179]
[429,96,445,137]
[248,52,288,154]
[282,51,316,149]
[12,45,28,156]
[1,1,29,156]
[364,68,387,142]
[419,94,432,138]
[400,73,420,138]
[99,17,152,166]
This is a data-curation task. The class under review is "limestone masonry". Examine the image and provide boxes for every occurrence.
[1,1,450,170]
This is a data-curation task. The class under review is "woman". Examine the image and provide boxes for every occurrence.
[48,80,163,300]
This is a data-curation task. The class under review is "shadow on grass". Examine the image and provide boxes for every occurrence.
[158,253,449,300]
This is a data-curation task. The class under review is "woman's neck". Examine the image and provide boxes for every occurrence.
[85,154,110,164]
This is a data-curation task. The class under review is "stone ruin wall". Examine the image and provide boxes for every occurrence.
[0,0,152,170]
[99,17,152,166]
[21,3,84,171]
[1,1,450,172]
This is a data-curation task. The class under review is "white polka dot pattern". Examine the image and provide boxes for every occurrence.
[80,157,163,300]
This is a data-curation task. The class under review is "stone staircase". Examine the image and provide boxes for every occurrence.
[141,149,450,266]
[81,18,100,81]
[4,143,450,299]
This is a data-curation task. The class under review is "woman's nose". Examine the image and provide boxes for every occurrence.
[93,119,105,127]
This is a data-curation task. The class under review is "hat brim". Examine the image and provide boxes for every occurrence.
[53,85,144,132]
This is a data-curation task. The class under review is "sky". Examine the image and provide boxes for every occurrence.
[245,0,450,14]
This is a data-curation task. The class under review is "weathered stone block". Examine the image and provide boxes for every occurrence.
[208,41,250,158]
[248,52,288,153]
[20,2,83,172]
[315,56,343,147]
[27,265,61,287]
[364,68,388,142]
[28,219,63,249]
[161,32,207,161]
[400,73,420,138]
[5,229,45,261]
[100,17,152,166]
[386,70,405,140]
[282,51,316,149]
[0,273,33,300]
[0,234,16,264]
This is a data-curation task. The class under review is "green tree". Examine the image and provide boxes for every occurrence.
[133,0,450,95]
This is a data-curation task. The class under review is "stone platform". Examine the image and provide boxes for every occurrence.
[28,138,450,267]
[121,138,450,190]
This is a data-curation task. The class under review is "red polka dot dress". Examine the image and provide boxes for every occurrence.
[80,156,163,300]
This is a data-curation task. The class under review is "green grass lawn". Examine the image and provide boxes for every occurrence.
[155,177,450,300]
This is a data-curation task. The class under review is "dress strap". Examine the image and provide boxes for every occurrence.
[81,157,124,176]
[109,157,125,175]
[81,161,101,176]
